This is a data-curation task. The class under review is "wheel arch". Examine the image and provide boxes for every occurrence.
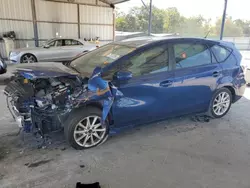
[76,101,114,125]
[216,84,236,102]
[223,86,236,102]
[20,53,38,62]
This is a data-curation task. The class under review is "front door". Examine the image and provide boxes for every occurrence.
[111,44,176,127]
[39,39,65,62]
[169,41,223,115]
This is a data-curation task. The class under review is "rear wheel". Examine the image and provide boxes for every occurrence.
[210,88,232,118]
[20,54,37,63]
[64,107,109,150]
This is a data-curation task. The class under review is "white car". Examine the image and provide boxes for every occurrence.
[241,51,250,85]
[9,38,98,64]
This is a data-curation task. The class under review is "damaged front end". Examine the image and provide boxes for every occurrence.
[4,63,117,146]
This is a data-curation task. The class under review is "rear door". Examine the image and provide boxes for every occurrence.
[111,43,177,126]
[169,39,223,115]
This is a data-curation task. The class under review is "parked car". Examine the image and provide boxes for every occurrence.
[9,38,98,64]
[4,37,246,149]
[241,57,250,85]
[0,56,7,74]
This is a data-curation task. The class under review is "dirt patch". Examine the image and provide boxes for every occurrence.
[0,145,9,161]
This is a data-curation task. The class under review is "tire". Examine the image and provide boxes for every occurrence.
[209,88,232,118]
[20,54,37,63]
[64,107,109,150]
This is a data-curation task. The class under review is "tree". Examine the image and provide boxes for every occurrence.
[116,12,128,31]
[163,7,184,33]
[179,15,208,37]
[213,17,243,37]
[234,19,250,37]
[115,6,249,38]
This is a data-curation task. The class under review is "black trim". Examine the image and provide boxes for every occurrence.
[210,44,233,63]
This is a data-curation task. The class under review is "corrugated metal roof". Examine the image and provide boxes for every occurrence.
[99,0,130,4]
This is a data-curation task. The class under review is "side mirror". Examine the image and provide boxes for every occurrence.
[113,71,132,81]
[44,44,50,48]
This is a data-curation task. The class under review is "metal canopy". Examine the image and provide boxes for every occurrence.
[99,0,130,5]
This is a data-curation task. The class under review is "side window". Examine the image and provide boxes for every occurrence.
[174,43,211,69]
[55,40,63,47]
[211,45,232,62]
[64,39,83,46]
[65,39,72,46]
[122,45,169,77]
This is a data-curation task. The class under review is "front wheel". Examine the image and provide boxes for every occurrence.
[64,107,109,150]
[20,54,37,63]
[210,88,232,118]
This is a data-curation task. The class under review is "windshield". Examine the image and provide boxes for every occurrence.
[42,39,55,47]
[70,43,136,76]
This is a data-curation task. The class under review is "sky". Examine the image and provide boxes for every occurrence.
[116,0,250,21]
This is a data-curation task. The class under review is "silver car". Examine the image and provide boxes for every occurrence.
[9,38,98,64]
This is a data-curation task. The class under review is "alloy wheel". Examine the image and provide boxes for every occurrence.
[212,91,231,116]
[73,116,106,148]
[22,55,36,63]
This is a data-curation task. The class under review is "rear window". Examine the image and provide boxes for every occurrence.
[211,45,232,62]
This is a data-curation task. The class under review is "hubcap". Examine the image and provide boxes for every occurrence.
[22,55,36,63]
[73,116,106,148]
[213,92,231,116]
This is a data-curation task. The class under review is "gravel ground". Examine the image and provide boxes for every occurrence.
[0,85,250,188]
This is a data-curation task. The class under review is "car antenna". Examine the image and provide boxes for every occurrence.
[204,30,211,39]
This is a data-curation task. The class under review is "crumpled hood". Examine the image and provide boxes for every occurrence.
[15,62,79,79]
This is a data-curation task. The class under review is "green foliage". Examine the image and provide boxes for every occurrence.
[116,6,250,38]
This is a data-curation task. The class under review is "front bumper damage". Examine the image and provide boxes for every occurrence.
[4,66,122,138]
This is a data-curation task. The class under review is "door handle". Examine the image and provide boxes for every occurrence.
[212,71,220,77]
[160,80,173,87]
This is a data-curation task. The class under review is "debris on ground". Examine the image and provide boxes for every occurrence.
[76,182,101,188]
[25,159,53,168]
[191,115,210,123]
[79,164,85,168]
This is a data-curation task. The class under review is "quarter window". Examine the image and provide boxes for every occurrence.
[122,45,169,76]
[174,43,211,69]
[211,45,231,62]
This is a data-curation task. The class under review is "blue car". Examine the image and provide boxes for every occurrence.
[4,37,246,149]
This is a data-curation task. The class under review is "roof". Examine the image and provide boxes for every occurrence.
[99,0,130,4]
[115,36,179,47]
[115,36,220,48]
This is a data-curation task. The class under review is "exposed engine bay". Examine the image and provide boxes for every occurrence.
[4,75,89,138]
[3,62,120,149]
